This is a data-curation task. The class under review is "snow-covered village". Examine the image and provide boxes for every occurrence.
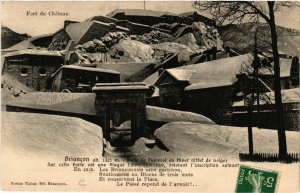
[1,1,300,192]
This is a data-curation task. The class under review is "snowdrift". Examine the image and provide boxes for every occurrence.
[154,122,299,158]
[1,112,103,159]
[146,105,215,124]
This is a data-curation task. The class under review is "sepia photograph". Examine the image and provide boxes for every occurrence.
[1,1,299,192]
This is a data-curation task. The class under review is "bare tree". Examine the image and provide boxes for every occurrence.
[193,1,299,159]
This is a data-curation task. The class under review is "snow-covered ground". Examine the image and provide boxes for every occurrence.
[146,105,215,124]
[151,122,299,158]
[1,112,103,159]
[1,112,299,192]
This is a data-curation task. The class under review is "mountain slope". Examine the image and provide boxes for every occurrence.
[1,26,30,49]
[218,23,300,56]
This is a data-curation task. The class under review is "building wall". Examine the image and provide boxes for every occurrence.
[3,54,63,91]
[51,70,62,92]
[52,68,120,92]
[232,102,300,131]
[125,64,155,82]
[183,86,234,124]
[158,81,190,110]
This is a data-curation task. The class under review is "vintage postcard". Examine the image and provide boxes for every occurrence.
[1,1,299,192]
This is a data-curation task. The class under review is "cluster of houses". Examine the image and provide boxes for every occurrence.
[2,8,299,144]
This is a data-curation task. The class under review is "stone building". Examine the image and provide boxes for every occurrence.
[2,50,63,91]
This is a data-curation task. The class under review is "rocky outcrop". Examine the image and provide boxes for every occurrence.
[191,22,223,51]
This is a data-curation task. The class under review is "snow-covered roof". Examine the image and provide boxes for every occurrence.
[155,54,293,91]
[2,40,36,52]
[4,49,62,57]
[185,82,232,91]
[107,9,178,18]
[93,82,148,91]
[61,65,120,74]
[2,33,54,52]
[96,61,160,81]
[86,15,118,22]
[155,54,253,90]
[5,92,97,116]
[166,69,194,82]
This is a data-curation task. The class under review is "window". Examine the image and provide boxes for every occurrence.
[39,67,47,76]
[20,67,29,76]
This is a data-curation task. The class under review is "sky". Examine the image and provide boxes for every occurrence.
[1,1,300,37]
